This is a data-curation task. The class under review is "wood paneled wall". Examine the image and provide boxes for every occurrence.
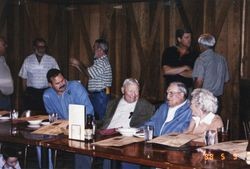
[0,0,245,138]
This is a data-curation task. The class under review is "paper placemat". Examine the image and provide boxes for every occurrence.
[202,140,247,160]
[0,111,10,116]
[148,133,200,147]
[92,136,144,147]
[16,115,48,121]
[32,120,68,135]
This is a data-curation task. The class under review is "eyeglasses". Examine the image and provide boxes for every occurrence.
[36,45,46,49]
[166,91,182,96]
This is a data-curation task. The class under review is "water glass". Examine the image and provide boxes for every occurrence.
[49,113,58,123]
[204,130,217,146]
[11,110,19,119]
[144,125,153,141]
[217,127,229,142]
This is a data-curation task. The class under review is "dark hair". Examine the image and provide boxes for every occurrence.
[0,36,8,47]
[46,68,63,83]
[32,38,46,47]
[175,28,192,44]
[1,144,22,160]
[94,38,109,54]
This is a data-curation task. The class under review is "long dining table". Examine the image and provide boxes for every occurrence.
[0,117,249,169]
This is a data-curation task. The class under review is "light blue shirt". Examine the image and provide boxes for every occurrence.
[43,81,94,119]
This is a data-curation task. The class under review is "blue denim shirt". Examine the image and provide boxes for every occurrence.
[43,80,94,119]
[145,100,192,136]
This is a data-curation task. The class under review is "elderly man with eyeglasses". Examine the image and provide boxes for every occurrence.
[145,81,192,136]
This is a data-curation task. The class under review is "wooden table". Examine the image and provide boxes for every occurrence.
[0,119,249,169]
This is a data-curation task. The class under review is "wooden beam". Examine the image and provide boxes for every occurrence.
[23,2,39,37]
[175,0,192,31]
[214,0,233,40]
[78,7,93,61]
[0,0,7,33]
[48,6,60,47]
[126,4,146,87]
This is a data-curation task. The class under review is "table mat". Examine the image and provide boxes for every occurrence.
[0,111,10,116]
[148,133,200,147]
[16,115,48,121]
[201,140,247,160]
[32,120,68,135]
[92,136,144,147]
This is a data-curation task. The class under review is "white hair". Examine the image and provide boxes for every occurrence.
[191,88,218,114]
[198,33,216,48]
[122,78,139,88]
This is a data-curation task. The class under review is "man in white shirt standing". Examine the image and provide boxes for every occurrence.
[0,36,14,110]
[19,38,59,112]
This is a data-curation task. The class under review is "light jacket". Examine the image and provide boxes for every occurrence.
[145,101,192,136]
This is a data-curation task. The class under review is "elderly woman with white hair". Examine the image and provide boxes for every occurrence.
[186,88,223,134]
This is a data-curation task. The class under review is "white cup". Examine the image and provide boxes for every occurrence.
[144,125,153,141]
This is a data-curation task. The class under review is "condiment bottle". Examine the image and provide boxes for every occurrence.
[85,114,93,142]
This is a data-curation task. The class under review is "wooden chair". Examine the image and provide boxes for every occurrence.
[243,121,250,139]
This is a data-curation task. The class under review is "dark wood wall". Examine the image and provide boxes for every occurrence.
[0,0,245,138]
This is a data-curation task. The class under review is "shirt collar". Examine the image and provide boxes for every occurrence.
[199,112,215,124]
[168,100,187,111]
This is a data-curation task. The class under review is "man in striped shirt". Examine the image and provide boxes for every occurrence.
[70,38,112,120]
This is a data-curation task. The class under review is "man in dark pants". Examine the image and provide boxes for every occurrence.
[70,38,112,120]
[19,38,59,112]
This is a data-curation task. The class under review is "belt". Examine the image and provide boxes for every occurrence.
[89,87,110,95]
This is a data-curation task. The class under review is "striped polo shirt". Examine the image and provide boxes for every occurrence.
[87,55,112,92]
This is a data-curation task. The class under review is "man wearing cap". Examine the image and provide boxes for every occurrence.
[192,33,229,113]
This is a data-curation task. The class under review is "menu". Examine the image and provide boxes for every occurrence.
[68,104,85,141]
[93,136,144,147]
[202,140,247,160]
[0,110,9,116]
[148,133,200,147]
[16,115,48,121]
[32,120,68,135]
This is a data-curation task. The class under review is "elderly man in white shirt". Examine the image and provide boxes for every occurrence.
[0,36,13,110]
[19,38,59,112]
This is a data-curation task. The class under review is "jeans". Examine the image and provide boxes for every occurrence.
[89,91,110,120]
[0,95,11,110]
[103,159,140,169]
[75,154,92,169]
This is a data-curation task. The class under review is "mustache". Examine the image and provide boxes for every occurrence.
[59,84,65,89]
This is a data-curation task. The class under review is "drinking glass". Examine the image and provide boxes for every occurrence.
[11,110,19,119]
[217,127,229,142]
[49,113,58,123]
[144,125,153,141]
[205,130,217,146]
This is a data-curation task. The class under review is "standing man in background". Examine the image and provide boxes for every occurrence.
[192,33,229,113]
[161,28,198,90]
[0,36,14,110]
[70,38,112,120]
[19,38,59,112]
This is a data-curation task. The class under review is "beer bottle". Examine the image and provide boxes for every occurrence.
[85,114,93,142]
[246,133,250,164]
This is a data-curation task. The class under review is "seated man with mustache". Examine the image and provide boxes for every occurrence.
[43,68,94,169]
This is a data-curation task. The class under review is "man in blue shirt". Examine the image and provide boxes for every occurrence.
[146,81,192,136]
[43,68,94,169]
